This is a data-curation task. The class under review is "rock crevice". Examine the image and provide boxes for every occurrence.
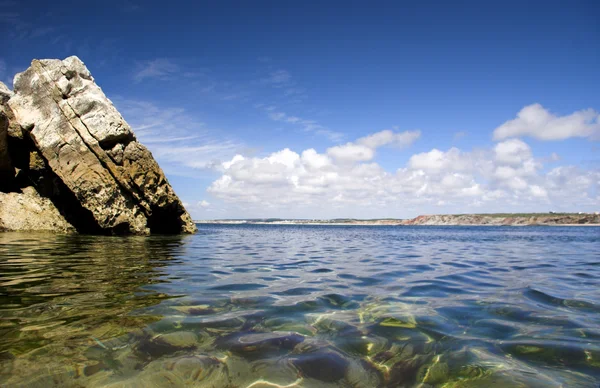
[0,56,196,235]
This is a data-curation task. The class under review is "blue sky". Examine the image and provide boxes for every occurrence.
[1,0,599,218]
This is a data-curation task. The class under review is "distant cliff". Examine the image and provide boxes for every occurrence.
[401,213,600,226]
[198,214,600,226]
[0,56,196,235]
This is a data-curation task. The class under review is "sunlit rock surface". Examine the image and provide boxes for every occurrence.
[1,57,196,235]
[0,82,14,191]
[0,187,74,232]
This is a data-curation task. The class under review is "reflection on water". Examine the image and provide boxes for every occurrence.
[0,225,599,387]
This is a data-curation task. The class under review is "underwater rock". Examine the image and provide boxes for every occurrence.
[171,304,218,316]
[156,331,199,349]
[421,355,449,384]
[291,350,350,382]
[135,332,198,360]
[215,331,304,359]
[98,355,229,388]
[4,57,196,235]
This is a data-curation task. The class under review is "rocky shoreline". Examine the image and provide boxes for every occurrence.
[198,213,600,226]
[0,56,196,235]
[402,213,600,226]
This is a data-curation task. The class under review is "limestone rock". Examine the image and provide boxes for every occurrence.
[0,81,14,190]
[0,187,75,232]
[0,81,11,104]
[0,81,21,140]
[7,56,196,235]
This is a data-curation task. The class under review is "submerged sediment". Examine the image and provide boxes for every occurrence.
[0,56,196,235]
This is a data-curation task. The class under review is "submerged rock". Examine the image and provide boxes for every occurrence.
[2,57,196,235]
[135,331,199,360]
[215,331,304,359]
[291,350,349,382]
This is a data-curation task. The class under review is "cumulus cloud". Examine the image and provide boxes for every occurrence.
[207,133,600,217]
[493,103,600,141]
[327,130,420,163]
[408,148,472,173]
[327,144,374,163]
[357,129,421,149]
[493,138,532,166]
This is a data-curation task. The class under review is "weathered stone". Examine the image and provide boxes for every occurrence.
[0,187,75,232]
[0,81,11,104]
[28,150,45,171]
[7,56,196,235]
[0,82,14,190]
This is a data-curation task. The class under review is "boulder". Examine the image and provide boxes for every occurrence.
[0,187,75,233]
[7,56,196,235]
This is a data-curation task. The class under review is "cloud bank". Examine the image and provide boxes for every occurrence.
[493,104,600,141]
[207,125,599,216]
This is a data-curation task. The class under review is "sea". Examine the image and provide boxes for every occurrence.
[0,224,599,387]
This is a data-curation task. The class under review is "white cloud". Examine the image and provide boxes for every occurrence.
[408,147,471,173]
[494,138,532,166]
[327,144,374,163]
[357,129,421,149]
[198,200,210,207]
[327,129,420,163]
[133,59,180,82]
[207,134,600,217]
[493,103,600,141]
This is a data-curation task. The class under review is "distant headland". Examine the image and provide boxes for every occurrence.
[197,213,600,226]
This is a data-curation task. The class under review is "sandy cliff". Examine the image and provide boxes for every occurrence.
[401,214,600,226]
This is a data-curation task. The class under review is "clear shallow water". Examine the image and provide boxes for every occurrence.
[0,225,599,387]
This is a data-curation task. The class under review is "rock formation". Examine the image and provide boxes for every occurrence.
[0,82,14,190]
[0,56,196,235]
[0,187,75,233]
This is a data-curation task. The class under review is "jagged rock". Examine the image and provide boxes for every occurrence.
[0,80,21,142]
[0,187,75,232]
[0,82,14,190]
[7,56,196,235]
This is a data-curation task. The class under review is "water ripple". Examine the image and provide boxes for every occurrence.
[0,225,599,387]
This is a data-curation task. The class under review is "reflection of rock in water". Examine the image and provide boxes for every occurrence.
[0,233,187,386]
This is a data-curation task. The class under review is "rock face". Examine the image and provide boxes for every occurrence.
[0,57,196,235]
[0,188,75,233]
[0,82,14,191]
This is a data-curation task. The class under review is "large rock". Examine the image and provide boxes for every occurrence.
[6,57,196,235]
[0,187,75,233]
[0,81,14,190]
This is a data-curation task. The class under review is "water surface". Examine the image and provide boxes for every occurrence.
[1,225,599,387]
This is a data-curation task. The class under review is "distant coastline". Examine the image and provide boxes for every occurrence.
[196,213,600,226]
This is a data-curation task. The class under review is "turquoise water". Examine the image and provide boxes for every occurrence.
[0,225,599,387]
